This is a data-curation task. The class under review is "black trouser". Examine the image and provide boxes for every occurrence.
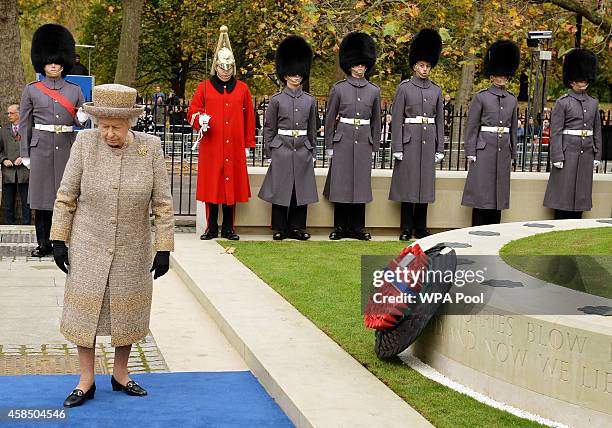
[554,209,583,220]
[34,209,53,248]
[471,208,501,227]
[206,203,235,233]
[3,182,30,225]
[272,186,307,232]
[334,203,365,232]
[400,202,428,233]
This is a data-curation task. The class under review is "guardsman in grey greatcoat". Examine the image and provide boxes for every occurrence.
[19,24,86,257]
[461,40,520,226]
[389,29,444,240]
[259,35,318,240]
[323,32,382,240]
[543,48,602,219]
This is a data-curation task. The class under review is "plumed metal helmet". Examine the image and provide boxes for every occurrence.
[483,39,520,78]
[210,25,236,75]
[31,24,76,78]
[339,32,377,76]
[563,48,597,88]
[276,35,313,83]
[409,29,442,69]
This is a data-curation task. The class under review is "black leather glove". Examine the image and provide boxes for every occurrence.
[52,240,70,274]
[150,251,170,279]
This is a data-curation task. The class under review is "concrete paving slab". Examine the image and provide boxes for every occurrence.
[150,270,247,373]
[171,234,433,428]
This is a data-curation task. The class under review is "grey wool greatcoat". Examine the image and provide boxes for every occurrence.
[543,91,602,212]
[323,76,382,203]
[0,126,30,184]
[19,77,85,210]
[50,130,175,348]
[461,86,517,210]
[389,76,444,203]
[258,87,318,206]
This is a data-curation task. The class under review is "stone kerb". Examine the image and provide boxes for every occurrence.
[410,219,612,428]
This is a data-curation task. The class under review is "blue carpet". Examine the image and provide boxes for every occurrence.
[0,372,294,427]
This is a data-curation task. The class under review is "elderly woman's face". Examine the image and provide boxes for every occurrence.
[98,117,130,148]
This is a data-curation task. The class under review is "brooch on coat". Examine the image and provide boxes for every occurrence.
[137,144,148,157]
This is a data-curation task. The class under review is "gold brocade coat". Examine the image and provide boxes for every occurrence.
[50,129,174,348]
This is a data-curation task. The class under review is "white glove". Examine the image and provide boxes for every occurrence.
[593,160,600,167]
[326,149,333,158]
[22,157,31,169]
[435,152,444,163]
[553,161,564,169]
[467,156,476,163]
[245,148,250,158]
[393,152,403,161]
[198,113,211,131]
[76,107,89,124]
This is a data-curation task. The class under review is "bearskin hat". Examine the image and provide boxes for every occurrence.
[483,40,520,78]
[563,48,597,88]
[31,24,75,78]
[276,35,313,83]
[409,29,442,69]
[339,32,377,76]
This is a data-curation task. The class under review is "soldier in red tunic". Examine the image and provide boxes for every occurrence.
[188,26,256,240]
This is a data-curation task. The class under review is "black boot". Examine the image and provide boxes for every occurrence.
[200,227,219,240]
[399,230,411,241]
[329,227,344,240]
[221,228,240,240]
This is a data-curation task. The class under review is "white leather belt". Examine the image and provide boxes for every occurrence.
[404,116,435,124]
[278,129,307,137]
[340,117,370,126]
[35,124,74,133]
[480,126,509,134]
[562,129,593,136]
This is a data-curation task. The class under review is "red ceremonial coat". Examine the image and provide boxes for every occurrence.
[188,78,256,205]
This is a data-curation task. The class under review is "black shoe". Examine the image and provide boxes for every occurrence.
[221,229,240,240]
[63,384,96,408]
[32,244,53,257]
[399,230,411,241]
[414,229,431,239]
[290,230,311,241]
[200,228,219,240]
[329,228,343,240]
[273,231,285,241]
[351,230,371,241]
[111,376,147,397]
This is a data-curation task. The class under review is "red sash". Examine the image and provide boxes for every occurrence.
[33,81,77,118]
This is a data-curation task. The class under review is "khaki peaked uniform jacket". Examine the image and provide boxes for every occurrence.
[50,129,174,348]
[258,86,318,206]
[543,91,602,212]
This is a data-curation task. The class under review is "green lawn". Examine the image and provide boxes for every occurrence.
[500,227,612,298]
[222,240,542,428]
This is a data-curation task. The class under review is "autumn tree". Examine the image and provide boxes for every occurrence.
[0,0,25,125]
[114,0,144,86]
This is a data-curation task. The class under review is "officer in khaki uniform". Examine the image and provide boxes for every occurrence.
[19,24,85,256]
[389,29,445,240]
[259,36,318,240]
[543,48,602,219]
[323,32,382,240]
[461,40,520,226]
